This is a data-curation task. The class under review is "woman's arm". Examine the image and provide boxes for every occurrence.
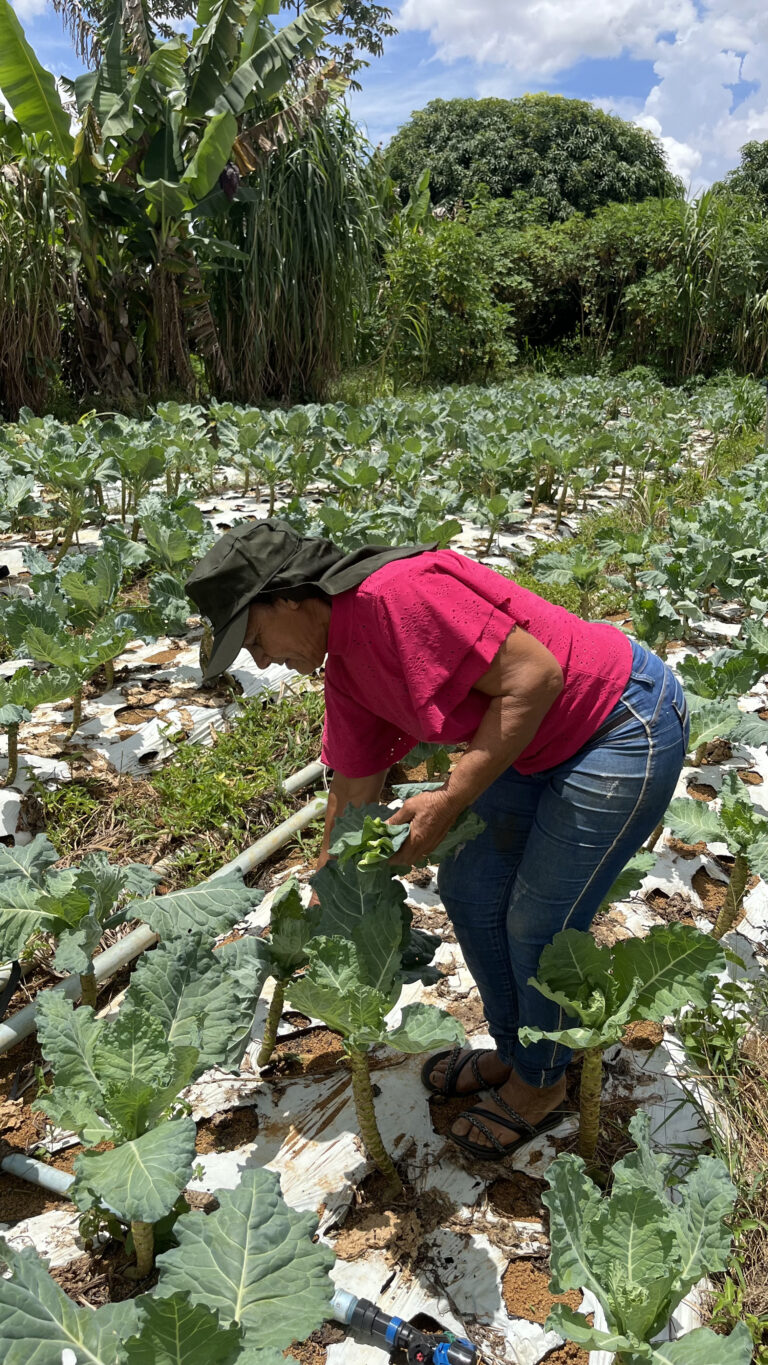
[317,768,390,868]
[390,627,563,864]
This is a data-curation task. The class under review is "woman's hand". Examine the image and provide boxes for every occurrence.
[386,788,462,866]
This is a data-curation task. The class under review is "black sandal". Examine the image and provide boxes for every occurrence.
[420,1045,508,1098]
[448,1086,571,1161]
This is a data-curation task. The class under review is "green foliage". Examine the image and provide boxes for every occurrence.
[722,139,768,210]
[544,1112,751,1363]
[374,215,516,386]
[0,1168,333,1364]
[387,95,681,218]
[666,770,768,877]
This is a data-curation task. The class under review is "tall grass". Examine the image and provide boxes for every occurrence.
[203,107,383,402]
[0,157,66,417]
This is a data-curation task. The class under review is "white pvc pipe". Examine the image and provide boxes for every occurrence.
[0,764,327,1056]
[0,1152,75,1197]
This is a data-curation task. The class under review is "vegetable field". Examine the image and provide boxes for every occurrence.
[1,368,768,1364]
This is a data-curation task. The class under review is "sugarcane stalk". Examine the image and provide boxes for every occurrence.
[257,981,285,1067]
[577,1046,603,1163]
[347,1047,403,1193]
[713,852,749,940]
[65,686,83,740]
[79,968,97,1008]
[4,723,19,788]
[131,1220,154,1277]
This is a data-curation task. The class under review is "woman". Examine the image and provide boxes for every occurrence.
[187,519,689,1161]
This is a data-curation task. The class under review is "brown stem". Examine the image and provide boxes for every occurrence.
[4,723,19,788]
[577,1047,603,1164]
[347,1047,403,1193]
[53,518,77,568]
[645,821,664,853]
[555,479,569,530]
[131,1220,154,1277]
[102,658,115,693]
[257,982,285,1068]
[79,969,97,1008]
[65,687,83,741]
[713,852,750,940]
[130,518,140,542]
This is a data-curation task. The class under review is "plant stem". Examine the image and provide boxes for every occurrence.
[131,1221,154,1277]
[257,982,284,1067]
[80,969,97,1008]
[130,517,140,542]
[5,723,19,787]
[577,1046,603,1164]
[53,518,77,568]
[713,852,749,940]
[645,821,664,852]
[103,658,115,692]
[347,1047,403,1194]
[66,687,83,741]
[578,590,591,618]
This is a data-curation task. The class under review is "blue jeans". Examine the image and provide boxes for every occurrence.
[437,640,690,1087]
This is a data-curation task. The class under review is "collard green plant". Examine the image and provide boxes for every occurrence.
[24,618,134,732]
[0,836,159,1005]
[287,800,482,1189]
[253,878,320,1068]
[0,665,77,787]
[684,691,768,768]
[533,548,611,618]
[544,1111,752,1363]
[519,922,726,1163]
[666,770,768,938]
[0,1167,333,1362]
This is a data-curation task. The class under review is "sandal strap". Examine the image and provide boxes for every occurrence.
[463,1105,527,1136]
[441,1045,464,1094]
[487,1089,536,1135]
[459,1112,507,1154]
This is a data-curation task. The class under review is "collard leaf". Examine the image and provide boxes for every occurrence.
[312,857,408,944]
[72,1116,197,1225]
[590,1186,675,1341]
[685,696,741,752]
[612,924,726,1022]
[0,832,59,883]
[33,993,109,1143]
[124,1294,244,1365]
[0,1239,140,1365]
[427,810,485,864]
[664,797,724,847]
[649,1323,753,1365]
[351,902,403,997]
[330,808,409,868]
[386,1002,464,1054]
[0,876,62,962]
[287,936,389,1046]
[542,1152,604,1301]
[153,1167,334,1356]
[533,928,613,1009]
[264,877,320,978]
[669,1152,738,1302]
[391,782,444,800]
[545,1304,632,1354]
[130,873,260,939]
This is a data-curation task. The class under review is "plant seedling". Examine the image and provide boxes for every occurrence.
[666,770,768,938]
[544,1110,752,1363]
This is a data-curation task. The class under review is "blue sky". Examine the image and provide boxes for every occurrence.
[12,0,768,193]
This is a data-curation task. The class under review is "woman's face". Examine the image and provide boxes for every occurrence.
[243,598,329,675]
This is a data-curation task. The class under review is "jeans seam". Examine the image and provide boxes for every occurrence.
[538,692,654,1084]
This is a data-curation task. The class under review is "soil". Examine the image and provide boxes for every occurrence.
[645,888,698,925]
[285,1323,346,1363]
[667,836,707,860]
[501,1257,583,1328]
[405,867,434,888]
[408,902,456,944]
[622,1019,665,1049]
[590,907,631,947]
[487,1171,547,1222]
[264,1026,345,1078]
[432,981,488,1034]
[330,1166,453,1269]
[540,1342,591,1364]
[195,1105,260,1154]
[739,769,764,786]
[551,1058,640,1171]
[688,781,717,801]
[702,739,733,765]
[50,1239,159,1305]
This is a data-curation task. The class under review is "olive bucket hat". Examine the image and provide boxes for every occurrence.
[185,519,436,679]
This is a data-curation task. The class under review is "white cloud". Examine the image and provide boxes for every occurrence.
[396,0,768,189]
[11,0,49,20]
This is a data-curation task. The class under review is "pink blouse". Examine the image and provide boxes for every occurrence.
[320,549,632,779]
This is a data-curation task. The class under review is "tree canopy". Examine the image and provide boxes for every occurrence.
[387,94,683,220]
[723,140,768,209]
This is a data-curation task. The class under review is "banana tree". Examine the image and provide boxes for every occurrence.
[666,771,768,938]
[0,666,78,787]
[519,920,725,1163]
